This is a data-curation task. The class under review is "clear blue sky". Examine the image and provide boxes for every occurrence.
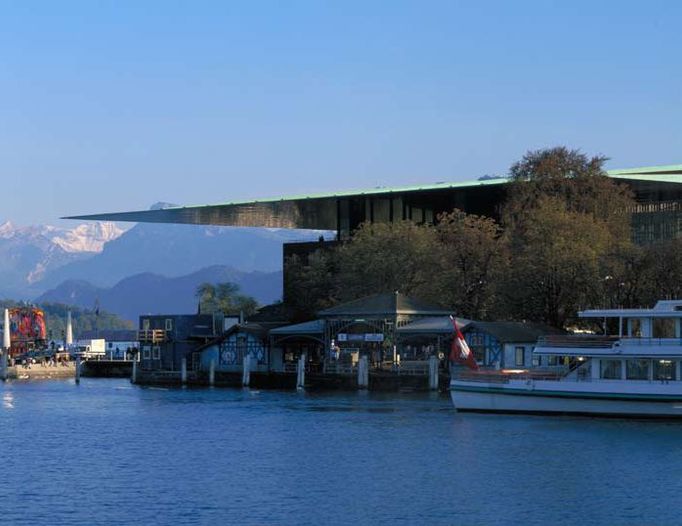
[1,0,680,225]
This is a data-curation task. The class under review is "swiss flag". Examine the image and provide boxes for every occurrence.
[449,317,479,370]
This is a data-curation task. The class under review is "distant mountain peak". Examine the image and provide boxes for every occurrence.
[51,222,124,253]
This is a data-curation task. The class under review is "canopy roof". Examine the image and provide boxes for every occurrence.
[63,164,682,230]
[318,292,451,318]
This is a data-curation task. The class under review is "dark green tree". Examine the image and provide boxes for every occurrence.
[195,282,258,316]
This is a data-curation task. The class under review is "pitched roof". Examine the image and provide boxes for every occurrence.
[192,321,287,353]
[270,319,325,335]
[463,321,564,343]
[396,316,470,334]
[318,292,452,318]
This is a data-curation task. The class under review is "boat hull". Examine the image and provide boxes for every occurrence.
[450,382,682,417]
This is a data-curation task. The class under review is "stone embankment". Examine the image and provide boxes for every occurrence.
[8,363,76,380]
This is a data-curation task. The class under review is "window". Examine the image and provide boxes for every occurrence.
[626,359,650,380]
[653,318,676,338]
[548,355,558,366]
[142,319,150,331]
[165,319,173,331]
[654,360,677,381]
[515,347,525,367]
[600,360,622,380]
[152,346,161,360]
[142,347,151,360]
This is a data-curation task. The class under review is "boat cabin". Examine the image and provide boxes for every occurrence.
[533,300,682,382]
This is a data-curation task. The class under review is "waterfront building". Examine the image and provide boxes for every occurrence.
[461,321,565,368]
[396,316,470,360]
[78,329,138,359]
[66,163,682,306]
[197,321,283,375]
[138,314,218,371]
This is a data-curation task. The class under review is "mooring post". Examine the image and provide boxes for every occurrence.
[181,358,187,385]
[1,350,7,382]
[131,356,137,384]
[242,354,251,387]
[296,352,306,389]
[358,355,369,389]
[209,358,215,386]
[75,358,81,385]
[428,355,439,391]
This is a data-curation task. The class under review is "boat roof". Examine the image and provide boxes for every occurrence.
[580,300,682,319]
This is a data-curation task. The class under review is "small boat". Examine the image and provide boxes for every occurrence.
[450,300,682,417]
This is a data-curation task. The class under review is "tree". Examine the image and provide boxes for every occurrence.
[283,250,338,320]
[433,210,506,319]
[334,221,442,302]
[195,282,258,316]
[504,146,634,243]
[498,147,638,326]
[501,196,611,327]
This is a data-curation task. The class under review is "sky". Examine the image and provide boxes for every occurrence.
[1,0,680,225]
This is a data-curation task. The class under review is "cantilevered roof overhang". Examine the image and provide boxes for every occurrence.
[63,164,682,230]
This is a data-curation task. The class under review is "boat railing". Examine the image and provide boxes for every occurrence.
[618,337,682,347]
[537,335,618,348]
[452,367,589,384]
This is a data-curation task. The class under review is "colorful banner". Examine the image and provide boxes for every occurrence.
[9,307,47,343]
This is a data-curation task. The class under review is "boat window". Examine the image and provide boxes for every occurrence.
[548,355,558,366]
[628,319,642,337]
[600,360,622,380]
[626,359,650,380]
[515,347,525,366]
[654,360,677,381]
[653,318,676,338]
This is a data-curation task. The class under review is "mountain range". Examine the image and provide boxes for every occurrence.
[36,265,282,321]
[0,208,327,320]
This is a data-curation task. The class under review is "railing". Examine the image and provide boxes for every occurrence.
[138,330,166,343]
[282,362,298,374]
[325,362,356,375]
[537,335,618,348]
[619,337,682,347]
[452,369,566,384]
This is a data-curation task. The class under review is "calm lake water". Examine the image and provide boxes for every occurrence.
[1,379,681,526]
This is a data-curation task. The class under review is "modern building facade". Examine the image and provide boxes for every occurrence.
[67,164,682,244]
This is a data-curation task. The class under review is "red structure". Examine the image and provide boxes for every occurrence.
[8,307,47,356]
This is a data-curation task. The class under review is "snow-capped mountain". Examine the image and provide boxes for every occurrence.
[0,209,327,306]
[50,222,124,253]
[0,220,125,296]
[0,221,123,253]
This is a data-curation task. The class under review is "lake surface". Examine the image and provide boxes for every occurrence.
[1,379,681,525]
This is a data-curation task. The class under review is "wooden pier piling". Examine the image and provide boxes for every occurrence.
[242,354,251,386]
[75,358,81,385]
[296,353,306,389]
[357,355,369,388]
[428,356,439,390]
[181,358,187,385]
[131,358,137,384]
[0,351,7,382]
[209,359,215,386]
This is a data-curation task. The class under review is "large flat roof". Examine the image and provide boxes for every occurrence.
[64,164,682,229]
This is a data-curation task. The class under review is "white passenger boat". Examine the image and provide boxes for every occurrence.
[450,301,682,417]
